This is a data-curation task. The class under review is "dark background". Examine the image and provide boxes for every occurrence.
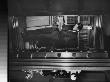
[8,0,110,49]
[8,0,110,15]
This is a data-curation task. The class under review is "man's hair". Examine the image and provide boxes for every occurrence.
[77,23,83,31]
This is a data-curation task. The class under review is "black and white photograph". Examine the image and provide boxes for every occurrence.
[1,0,110,82]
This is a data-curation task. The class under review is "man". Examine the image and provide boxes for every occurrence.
[73,23,83,31]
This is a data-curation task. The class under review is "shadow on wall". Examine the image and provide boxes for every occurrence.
[103,15,110,50]
[103,15,110,36]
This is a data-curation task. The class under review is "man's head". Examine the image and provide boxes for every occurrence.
[77,23,83,31]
